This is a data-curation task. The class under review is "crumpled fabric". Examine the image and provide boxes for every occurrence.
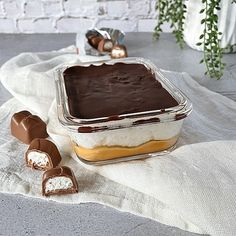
[0,47,236,236]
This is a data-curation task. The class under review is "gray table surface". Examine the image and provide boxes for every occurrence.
[0,33,235,236]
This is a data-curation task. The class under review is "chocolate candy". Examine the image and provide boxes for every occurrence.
[11,111,48,144]
[111,45,128,59]
[42,166,78,196]
[97,39,114,52]
[87,35,103,49]
[25,138,61,171]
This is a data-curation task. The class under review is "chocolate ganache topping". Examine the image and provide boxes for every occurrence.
[63,63,178,119]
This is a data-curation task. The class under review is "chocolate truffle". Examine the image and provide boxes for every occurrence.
[11,111,48,144]
[97,39,114,52]
[42,166,78,196]
[111,45,128,59]
[25,138,61,171]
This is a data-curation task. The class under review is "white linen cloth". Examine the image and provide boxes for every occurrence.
[0,46,110,118]
[0,47,236,236]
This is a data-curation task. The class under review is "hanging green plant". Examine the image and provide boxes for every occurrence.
[154,0,236,80]
[154,0,187,49]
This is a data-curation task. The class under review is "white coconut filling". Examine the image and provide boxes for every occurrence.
[70,120,183,149]
[45,177,73,193]
[112,48,125,57]
[27,151,49,166]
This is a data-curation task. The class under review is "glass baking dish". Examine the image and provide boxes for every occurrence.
[54,57,192,165]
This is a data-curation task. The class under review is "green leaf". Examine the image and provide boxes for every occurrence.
[199,9,205,13]
[199,34,204,39]
[213,14,218,22]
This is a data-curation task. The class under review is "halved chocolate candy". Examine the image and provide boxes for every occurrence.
[87,35,103,49]
[97,39,114,52]
[111,44,128,59]
[25,138,61,171]
[42,166,78,196]
[11,111,48,144]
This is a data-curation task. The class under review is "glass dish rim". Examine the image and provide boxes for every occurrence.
[54,57,192,132]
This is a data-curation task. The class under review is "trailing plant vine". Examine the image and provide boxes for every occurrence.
[197,0,224,79]
[154,0,186,48]
[154,0,236,80]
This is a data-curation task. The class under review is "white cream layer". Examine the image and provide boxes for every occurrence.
[70,120,183,149]
[28,151,49,166]
[45,177,73,193]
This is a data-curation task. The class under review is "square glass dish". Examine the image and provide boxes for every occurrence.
[54,57,192,165]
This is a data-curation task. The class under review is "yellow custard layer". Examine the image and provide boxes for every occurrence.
[73,136,178,162]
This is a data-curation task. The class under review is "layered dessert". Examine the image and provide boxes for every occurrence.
[61,62,186,162]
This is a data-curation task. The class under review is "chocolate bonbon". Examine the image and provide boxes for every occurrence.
[25,138,61,171]
[111,44,128,59]
[11,111,48,144]
[42,166,78,196]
